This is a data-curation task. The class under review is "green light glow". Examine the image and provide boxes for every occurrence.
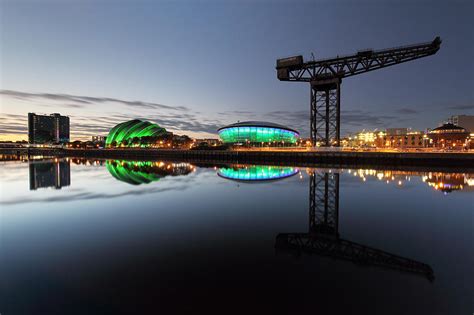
[218,165,298,181]
[218,126,299,144]
[106,160,163,185]
[106,160,193,185]
[106,119,167,147]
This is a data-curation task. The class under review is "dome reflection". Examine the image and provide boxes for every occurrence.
[106,160,193,185]
[218,165,298,182]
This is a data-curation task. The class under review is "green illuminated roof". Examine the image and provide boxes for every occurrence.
[106,119,167,147]
[218,121,299,144]
[218,165,299,181]
[218,121,299,134]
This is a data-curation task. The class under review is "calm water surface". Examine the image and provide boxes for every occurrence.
[0,158,472,314]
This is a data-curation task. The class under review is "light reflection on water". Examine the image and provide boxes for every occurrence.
[0,157,472,314]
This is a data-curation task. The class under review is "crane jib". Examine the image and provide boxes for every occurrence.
[275,37,442,147]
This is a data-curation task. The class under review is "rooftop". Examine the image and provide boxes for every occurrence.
[431,123,468,132]
[218,121,299,134]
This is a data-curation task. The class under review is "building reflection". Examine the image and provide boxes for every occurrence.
[344,168,474,194]
[423,173,469,193]
[217,165,298,181]
[106,160,194,185]
[217,165,436,280]
[276,170,435,281]
[29,159,71,190]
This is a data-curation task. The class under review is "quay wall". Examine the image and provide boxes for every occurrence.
[2,148,474,171]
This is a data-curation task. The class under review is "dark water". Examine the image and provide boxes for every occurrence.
[1,157,473,314]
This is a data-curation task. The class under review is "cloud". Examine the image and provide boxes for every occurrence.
[0,182,194,206]
[1,89,431,139]
[0,89,189,111]
[395,108,418,114]
[0,90,223,139]
[342,110,396,127]
[448,104,474,110]
[250,108,397,136]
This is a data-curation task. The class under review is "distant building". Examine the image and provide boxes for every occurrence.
[92,135,106,143]
[29,160,71,190]
[194,138,222,146]
[427,123,470,150]
[345,130,379,147]
[375,130,425,148]
[347,129,425,148]
[218,121,299,146]
[28,113,70,144]
[448,115,474,132]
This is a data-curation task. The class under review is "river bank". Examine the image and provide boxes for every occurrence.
[2,147,473,170]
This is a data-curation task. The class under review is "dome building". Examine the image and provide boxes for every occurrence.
[427,123,469,150]
[218,121,299,145]
[106,119,167,147]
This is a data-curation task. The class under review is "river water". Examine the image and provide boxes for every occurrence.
[0,157,472,314]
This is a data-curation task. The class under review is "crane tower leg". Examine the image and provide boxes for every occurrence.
[309,171,339,237]
[310,79,341,146]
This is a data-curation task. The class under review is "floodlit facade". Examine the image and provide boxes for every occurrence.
[218,121,299,145]
[105,119,167,147]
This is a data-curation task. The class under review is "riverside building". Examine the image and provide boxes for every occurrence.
[28,113,70,144]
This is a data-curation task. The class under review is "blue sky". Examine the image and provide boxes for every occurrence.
[1,0,473,140]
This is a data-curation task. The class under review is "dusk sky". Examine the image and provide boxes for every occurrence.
[1,0,473,141]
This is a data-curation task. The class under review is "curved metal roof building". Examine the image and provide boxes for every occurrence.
[105,119,167,147]
[218,121,299,144]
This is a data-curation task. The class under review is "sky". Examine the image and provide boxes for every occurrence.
[0,0,473,141]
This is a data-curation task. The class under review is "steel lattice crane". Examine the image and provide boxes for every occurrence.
[276,37,442,146]
[275,171,434,280]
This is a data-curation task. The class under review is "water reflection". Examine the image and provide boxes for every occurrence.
[423,173,471,193]
[343,169,474,193]
[217,164,298,181]
[29,159,70,190]
[216,165,436,280]
[1,157,473,312]
[275,170,435,280]
[106,160,194,185]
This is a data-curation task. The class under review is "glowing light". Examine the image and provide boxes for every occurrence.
[218,165,298,181]
[106,160,192,185]
[106,119,167,147]
[218,124,299,144]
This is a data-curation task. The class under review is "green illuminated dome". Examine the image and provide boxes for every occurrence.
[106,119,167,147]
[218,121,299,144]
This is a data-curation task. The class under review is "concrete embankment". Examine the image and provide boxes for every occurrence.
[2,148,474,171]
